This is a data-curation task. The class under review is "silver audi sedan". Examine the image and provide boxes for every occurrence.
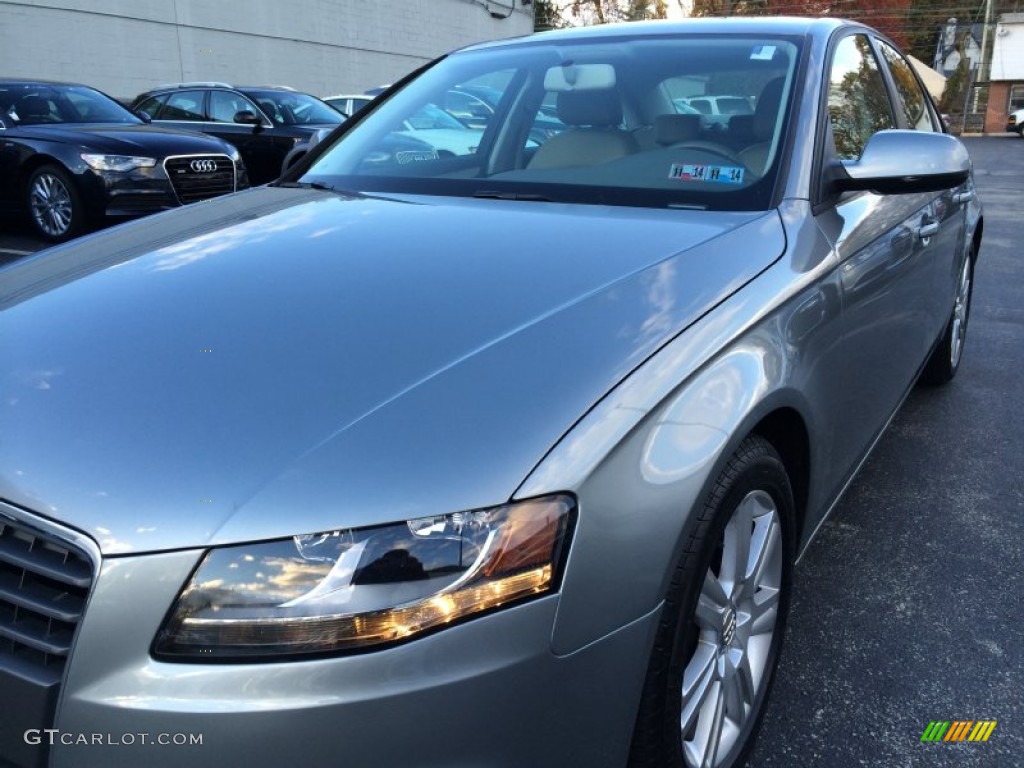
[0,17,981,768]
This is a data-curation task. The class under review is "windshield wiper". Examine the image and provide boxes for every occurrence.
[473,190,553,202]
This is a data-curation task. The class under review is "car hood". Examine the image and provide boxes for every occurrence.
[395,129,480,154]
[0,187,784,554]
[13,123,233,155]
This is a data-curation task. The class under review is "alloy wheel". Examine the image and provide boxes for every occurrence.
[679,490,783,768]
[949,257,972,369]
[29,172,74,237]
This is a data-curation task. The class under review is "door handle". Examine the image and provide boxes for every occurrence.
[915,221,939,240]
[953,190,974,204]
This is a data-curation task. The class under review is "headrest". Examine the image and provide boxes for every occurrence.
[18,95,51,118]
[557,89,622,127]
[655,114,701,145]
[727,114,754,137]
[753,78,786,141]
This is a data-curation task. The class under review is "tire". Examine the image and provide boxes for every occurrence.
[630,436,795,768]
[26,164,87,242]
[919,248,974,386]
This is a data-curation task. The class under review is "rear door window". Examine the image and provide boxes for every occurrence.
[159,91,206,121]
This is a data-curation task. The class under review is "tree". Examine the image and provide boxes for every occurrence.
[761,0,912,49]
[533,0,669,29]
[533,0,568,30]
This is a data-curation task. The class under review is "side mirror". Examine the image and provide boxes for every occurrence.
[135,110,152,123]
[234,110,261,125]
[831,130,970,195]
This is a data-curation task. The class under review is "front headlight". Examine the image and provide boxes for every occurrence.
[153,495,574,660]
[80,153,156,172]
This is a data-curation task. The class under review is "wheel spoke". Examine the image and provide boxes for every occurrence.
[681,641,717,734]
[720,498,753,596]
[747,586,780,633]
[726,647,756,715]
[740,511,780,602]
[684,680,726,768]
[696,571,729,632]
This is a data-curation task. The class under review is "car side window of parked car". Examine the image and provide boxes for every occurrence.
[876,40,940,133]
[827,34,896,160]
[160,90,206,121]
[209,90,258,123]
[13,93,59,124]
[134,93,167,117]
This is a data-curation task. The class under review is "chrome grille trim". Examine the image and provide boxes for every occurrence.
[162,153,237,205]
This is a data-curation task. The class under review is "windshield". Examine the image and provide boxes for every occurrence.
[244,90,344,126]
[301,33,801,212]
[0,84,141,125]
[405,104,468,131]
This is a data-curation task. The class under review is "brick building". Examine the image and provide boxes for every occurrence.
[986,13,1024,134]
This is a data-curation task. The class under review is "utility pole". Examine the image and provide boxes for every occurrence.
[978,0,993,92]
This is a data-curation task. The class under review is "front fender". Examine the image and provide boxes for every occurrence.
[517,202,841,655]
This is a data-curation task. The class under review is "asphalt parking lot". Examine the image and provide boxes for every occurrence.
[1,137,1021,767]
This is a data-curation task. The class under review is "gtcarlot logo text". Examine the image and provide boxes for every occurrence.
[25,730,203,747]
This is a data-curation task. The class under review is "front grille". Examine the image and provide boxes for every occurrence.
[0,508,96,768]
[0,516,92,685]
[164,154,236,205]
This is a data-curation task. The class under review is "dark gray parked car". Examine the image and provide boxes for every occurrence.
[0,17,981,768]
[130,82,343,184]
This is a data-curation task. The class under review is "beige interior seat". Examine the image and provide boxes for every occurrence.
[528,89,637,169]
[738,78,785,175]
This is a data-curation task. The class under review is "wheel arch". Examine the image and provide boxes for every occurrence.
[970,215,983,263]
[749,407,811,547]
[18,154,70,196]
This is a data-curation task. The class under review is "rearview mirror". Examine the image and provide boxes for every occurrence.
[832,130,970,195]
[543,63,616,92]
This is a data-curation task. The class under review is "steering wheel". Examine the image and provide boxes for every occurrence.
[669,141,745,166]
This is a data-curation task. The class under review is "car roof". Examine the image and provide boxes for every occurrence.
[458,16,855,53]
[0,78,93,88]
[145,82,302,93]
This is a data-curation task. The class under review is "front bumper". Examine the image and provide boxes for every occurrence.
[17,543,655,768]
[79,157,248,219]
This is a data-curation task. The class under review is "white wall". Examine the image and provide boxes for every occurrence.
[0,0,533,99]
[991,17,1024,81]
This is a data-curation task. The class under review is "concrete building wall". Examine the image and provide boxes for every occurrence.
[0,0,533,100]
[991,16,1024,81]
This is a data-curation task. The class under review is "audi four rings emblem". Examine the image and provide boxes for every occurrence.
[190,159,218,173]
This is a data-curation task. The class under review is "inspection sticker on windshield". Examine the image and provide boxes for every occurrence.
[751,45,776,60]
[668,163,745,184]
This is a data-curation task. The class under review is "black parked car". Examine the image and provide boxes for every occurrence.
[0,80,247,242]
[131,83,344,184]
